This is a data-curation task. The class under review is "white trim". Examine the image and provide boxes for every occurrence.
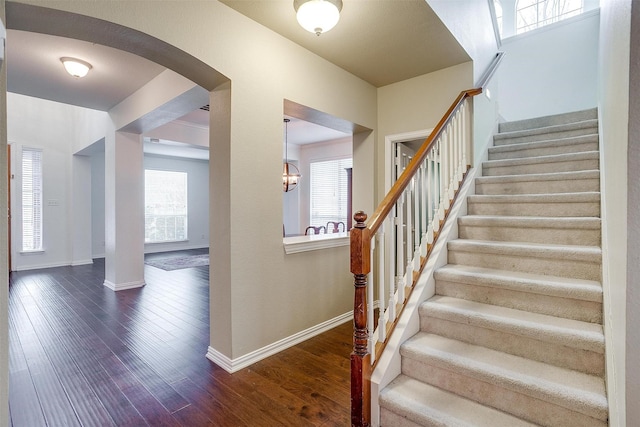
[71,259,93,266]
[13,261,69,271]
[206,311,352,373]
[384,129,433,195]
[103,279,146,291]
[283,232,349,254]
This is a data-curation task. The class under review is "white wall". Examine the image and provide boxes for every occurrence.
[598,1,632,425]
[143,155,209,253]
[427,0,499,82]
[498,11,600,122]
[91,152,210,257]
[7,93,104,270]
[0,4,8,426]
[296,137,352,235]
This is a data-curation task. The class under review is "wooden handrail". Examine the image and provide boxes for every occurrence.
[365,88,481,237]
[350,51,505,427]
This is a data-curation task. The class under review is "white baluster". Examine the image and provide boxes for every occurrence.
[368,236,375,359]
[413,169,421,271]
[377,228,386,344]
[438,135,446,222]
[405,183,413,289]
[388,214,396,322]
[420,162,428,256]
[426,152,434,244]
[447,123,455,202]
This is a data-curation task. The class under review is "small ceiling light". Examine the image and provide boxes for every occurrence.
[294,0,343,36]
[283,118,301,192]
[60,57,92,78]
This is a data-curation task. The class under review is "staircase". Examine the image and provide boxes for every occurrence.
[379,109,608,426]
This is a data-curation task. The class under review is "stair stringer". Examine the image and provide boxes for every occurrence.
[369,164,480,427]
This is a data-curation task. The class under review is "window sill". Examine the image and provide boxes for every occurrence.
[20,250,44,255]
[144,239,189,245]
[283,232,349,254]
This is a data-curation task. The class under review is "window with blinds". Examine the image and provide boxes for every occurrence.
[145,170,188,243]
[21,147,43,252]
[309,158,352,228]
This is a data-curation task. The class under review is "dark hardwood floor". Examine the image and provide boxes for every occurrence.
[9,250,351,426]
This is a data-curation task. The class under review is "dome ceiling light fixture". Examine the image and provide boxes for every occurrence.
[283,118,301,192]
[294,0,343,36]
[60,57,92,78]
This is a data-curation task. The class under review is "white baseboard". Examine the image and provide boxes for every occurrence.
[14,261,72,271]
[71,259,94,266]
[103,280,146,291]
[206,311,353,373]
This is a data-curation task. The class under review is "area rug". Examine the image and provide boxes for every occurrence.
[145,254,209,271]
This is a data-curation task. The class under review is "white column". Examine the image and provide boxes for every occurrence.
[103,130,145,291]
[71,155,93,266]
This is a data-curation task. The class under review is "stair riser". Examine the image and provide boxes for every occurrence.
[494,128,597,146]
[467,201,600,217]
[489,141,599,161]
[435,280,603,323]
[483,158,599,176]
[448,250,601,281]
[458,224,601,246]
[401,358,607,427]
[419,315,604,376]
[379,410,425,427]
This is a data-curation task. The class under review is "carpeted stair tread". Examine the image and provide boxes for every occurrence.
[476,169,599,185]
[447,239,601,262]
[498,109,597,133]
[420,296,604,353]
[483,150,599,170]
[468,191,600,204]
[434,264,602,302]
[467,192,601,217]
[489,134,598,157]
[380,375,538,427]
[494,120,598,144]
[458,215,601,230]
[401,333,608,421]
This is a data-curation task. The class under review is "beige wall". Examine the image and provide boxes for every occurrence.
[13,0,377,360]
[376,62,473,203]
[0,1,7,424]
[598,0,631,425]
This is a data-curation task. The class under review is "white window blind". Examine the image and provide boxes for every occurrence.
[309,158,352,228]
[21,147,43,251]
[145,170,188,243]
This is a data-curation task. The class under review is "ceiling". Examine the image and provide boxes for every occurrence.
[219,0,470,87]
[5,1,470,155]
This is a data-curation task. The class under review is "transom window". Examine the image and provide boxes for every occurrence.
[145,170,188,243]
[516,0,583,34]
[493,0,595,39]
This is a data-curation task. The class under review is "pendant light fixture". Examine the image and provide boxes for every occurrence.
[294,0,343,36]
[283,118,301,192]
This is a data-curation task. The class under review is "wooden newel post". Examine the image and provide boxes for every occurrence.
[350,211,371,427]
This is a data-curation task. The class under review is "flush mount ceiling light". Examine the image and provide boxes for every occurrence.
[60,57,92,78]
[294,0,343,36]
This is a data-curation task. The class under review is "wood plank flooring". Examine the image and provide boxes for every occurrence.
[9,250,351,426]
